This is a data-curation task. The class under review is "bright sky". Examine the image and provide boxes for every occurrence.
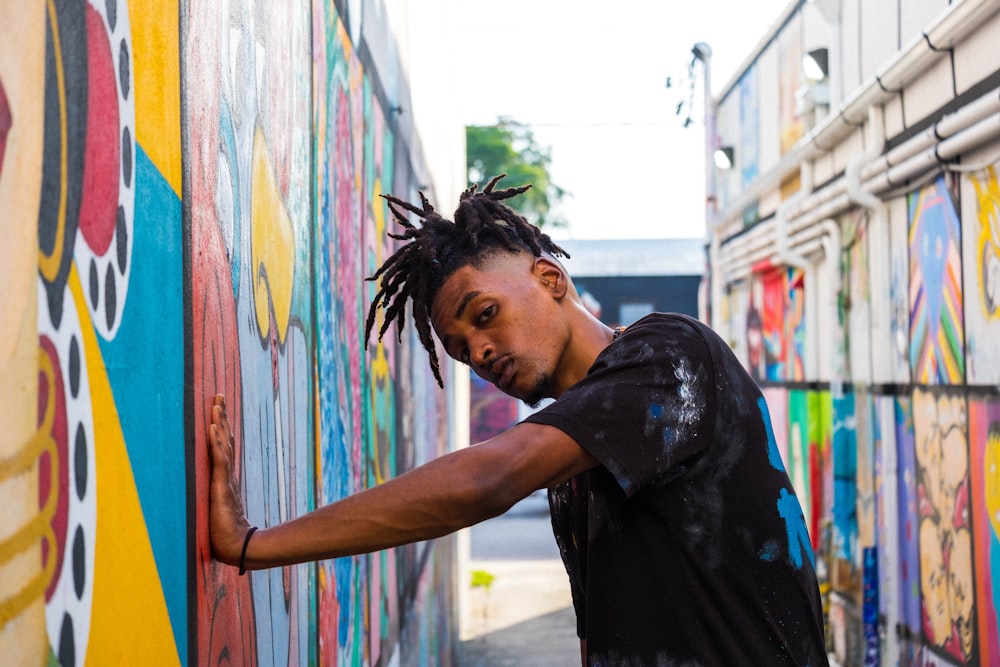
[451,0,791,240]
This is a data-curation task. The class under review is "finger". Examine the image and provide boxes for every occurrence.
[212,404,228,437]
[212,405,236,449]
[209,424,232,464]
[208,422,231,468]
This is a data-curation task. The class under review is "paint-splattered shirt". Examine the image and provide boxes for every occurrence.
[524,313,828,666]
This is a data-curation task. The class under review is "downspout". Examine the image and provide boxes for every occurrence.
[817,220,844,384]
[709,232,723,329]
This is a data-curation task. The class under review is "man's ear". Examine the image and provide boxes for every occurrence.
[534,257,568,299]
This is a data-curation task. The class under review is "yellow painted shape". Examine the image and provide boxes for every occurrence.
[0,0,45,361]
[251,127,295,344]
[971,166,1000,319]
[986,428,1000,539]
[0,3,46,659]
[127,0,181,194]
[66,268,179,666]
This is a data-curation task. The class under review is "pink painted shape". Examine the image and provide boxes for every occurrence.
[0,76,10,173]
[77,5,120,256]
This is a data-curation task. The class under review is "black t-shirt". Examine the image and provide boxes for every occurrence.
[524,313,828,666]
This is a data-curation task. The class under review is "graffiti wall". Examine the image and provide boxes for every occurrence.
[964,166,1000,385]
[707,1,1000,662]
[1,0,456,665]
[739,167,1000,665]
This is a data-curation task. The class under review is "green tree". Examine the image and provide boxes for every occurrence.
[466,118,568,228]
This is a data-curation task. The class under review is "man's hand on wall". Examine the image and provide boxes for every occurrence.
[208,394,254,568]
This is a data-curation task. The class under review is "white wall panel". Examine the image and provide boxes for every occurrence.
[841,0,863,95]
[886,197,911,385]
[814,150,838,185]
[831,127,865,175]
[882,92,906,141]
[953,9,1000,96]
[859,0,900,79]
[758,43,783,175]
[901,0,952,45]
[901,55,955,129]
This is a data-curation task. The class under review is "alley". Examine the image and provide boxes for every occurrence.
[458,494,579,666]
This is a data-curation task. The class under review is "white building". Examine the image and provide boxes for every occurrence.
[704,1,1000,664]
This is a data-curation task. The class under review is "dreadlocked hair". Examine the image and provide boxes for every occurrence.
[365,173,569,387]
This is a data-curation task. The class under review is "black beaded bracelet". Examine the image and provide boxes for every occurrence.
[238,526,258,576]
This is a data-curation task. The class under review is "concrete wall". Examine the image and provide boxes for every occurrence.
[707,0,1000,664]
[0,0,463,664]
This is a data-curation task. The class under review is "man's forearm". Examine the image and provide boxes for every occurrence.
[240,443,520,570]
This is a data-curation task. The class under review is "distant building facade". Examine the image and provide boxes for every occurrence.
[557,238,704,326]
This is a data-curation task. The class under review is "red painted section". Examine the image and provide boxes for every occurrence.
[38,335,70,601]
[0,77,10,174]
[78,5,120,256]
[192,186,258,666]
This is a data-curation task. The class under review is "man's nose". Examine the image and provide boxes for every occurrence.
[469,335,494,368]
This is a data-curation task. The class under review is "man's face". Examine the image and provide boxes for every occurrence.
[430,252,568,406]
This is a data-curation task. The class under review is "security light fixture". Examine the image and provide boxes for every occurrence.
[714,146,734,170]
[803,48,829,82]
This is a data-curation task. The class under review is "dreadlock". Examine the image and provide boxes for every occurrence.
[365,173,569,387]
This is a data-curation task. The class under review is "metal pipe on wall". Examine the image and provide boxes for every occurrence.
[722,86,1000,281]
[712,0,1000,233]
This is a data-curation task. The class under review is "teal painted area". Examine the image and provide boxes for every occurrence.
[97,146,187,664]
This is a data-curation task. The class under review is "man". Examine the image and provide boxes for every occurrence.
[209,175,828,665]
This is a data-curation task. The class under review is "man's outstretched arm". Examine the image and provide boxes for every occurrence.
[208,394,598,571]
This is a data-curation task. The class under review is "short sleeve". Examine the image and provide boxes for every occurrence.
[524,314,714,497]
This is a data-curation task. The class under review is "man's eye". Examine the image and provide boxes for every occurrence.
[479,305,495,323]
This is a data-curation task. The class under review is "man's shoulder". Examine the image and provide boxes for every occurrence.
[620,312,717,349]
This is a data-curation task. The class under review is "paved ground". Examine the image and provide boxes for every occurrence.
[454,495,840,667]
[457,494,580,666]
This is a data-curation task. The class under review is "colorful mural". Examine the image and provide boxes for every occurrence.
[787,267,806,382]
[969,397,1000,661]
[745,277,765,382]
[761,266,786,381]
[183,1,314,663]
[0,2,46,662]
[0,0,224,657]
[470,374,520,443]
[1,0,454,664]
[787,389,828,550]
[894,395,922,643]
[844,212,872,383]
[909,176,965,385]
[831,391,858,564]
[965,166,1000,385]
[312,4,453,665]
[710,3,1000,663]
[912,388,974,663]
[873,395,899,663]
[855,392,876,553]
